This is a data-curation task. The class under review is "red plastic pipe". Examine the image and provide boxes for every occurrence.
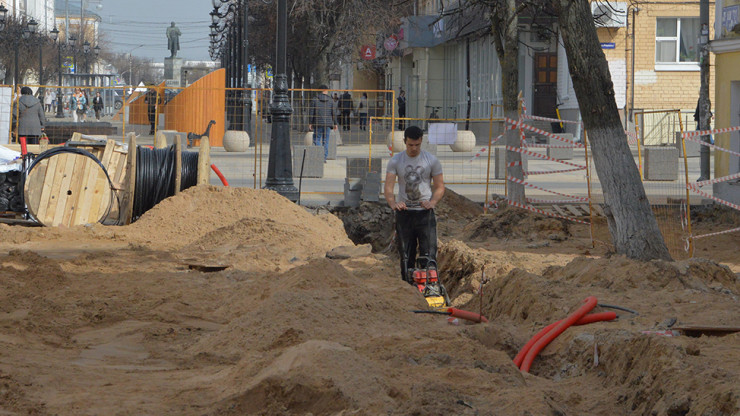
[211,164,229,186]
[20,137,27,155]
[519,296,598,373]
[447,308,489,323]
[513,311,616,368]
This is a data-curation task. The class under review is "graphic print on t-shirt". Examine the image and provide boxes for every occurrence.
[404,165,424,206]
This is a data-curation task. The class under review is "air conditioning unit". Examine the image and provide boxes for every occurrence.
[591,1,627,28]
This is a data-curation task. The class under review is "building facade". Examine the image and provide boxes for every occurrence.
[386,0,715,142]
[710,0,740,204]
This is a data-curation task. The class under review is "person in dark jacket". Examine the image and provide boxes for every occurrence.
[397,90,407,130]
[309,85,338,161]
[144,86,161,135]
[340,91,353,131]
[17,86,46,144]
[92,91,104,121]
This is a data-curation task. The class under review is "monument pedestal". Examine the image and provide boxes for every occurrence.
[164,57,183,86]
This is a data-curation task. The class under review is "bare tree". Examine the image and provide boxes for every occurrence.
[552,0,671,260]
[249,0,411,86]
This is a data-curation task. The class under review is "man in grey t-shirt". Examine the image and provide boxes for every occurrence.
[384,126,445,283]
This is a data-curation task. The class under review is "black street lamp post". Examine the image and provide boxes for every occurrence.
[210,0,253,141]
[264,0,298,201]
[50,26,66,118]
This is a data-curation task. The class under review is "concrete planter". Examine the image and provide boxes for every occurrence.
[387,131,405,152]
[223,130,250,152]
[450,130,476,152]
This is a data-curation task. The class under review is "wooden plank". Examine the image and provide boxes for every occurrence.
[593,204,606,217]
[99,139,116,168]
[154,131,167,149]
[69,155,94,225]
[551,204,569,217]
[197,136,210,186]
[174,134,182,194]
[33,156,59,221]
[51,153,79,226]
[121,133,137,225]
[24,157,48,212]
[70,132,82,142]
[59,154,86,226]
[43,153,72,225]
[564,204,583,218]
[89,159,112,224]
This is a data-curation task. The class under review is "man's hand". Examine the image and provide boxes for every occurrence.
[391,201,407,211]
[308,124,313,131]
[420,200,436,210]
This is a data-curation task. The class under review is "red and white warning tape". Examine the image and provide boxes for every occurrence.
[522,143,579,149]
[506,118,586,148]
[522,114,583,125]
[507,199,590,225]
[524,166,587,175]
[508,176,589,201]
[687,183,740,210]
[695,172,740,187]
[467,134,505,162]
[527,197,586,204]
[691,226,740,240]
[682,125,740,138]
[506,145,587,169]
[683,136,740,158]
[624,130,639,145]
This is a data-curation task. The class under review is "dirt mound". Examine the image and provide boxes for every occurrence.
[463,205,570,242]
[691,204,740,226]
[125,185,351,251]
[329,188,483,253]
[544,256,739,294]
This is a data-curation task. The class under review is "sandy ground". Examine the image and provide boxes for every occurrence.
[1,185,738,415]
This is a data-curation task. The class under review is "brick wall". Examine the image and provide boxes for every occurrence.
[596,1,716,112]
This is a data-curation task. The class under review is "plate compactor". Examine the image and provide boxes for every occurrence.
[407,256,451,308]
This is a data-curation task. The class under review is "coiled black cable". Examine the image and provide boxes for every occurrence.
[132,145,199,221]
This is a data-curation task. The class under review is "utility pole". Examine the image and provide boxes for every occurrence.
[697,0,711,181]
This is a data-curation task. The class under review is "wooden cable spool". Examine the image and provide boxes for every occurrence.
[23,149,112,227]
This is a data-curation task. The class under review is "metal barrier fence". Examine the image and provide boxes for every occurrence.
[2,83,711,260]
[628,109,692,258]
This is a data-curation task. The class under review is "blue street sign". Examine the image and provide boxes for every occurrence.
[600,42,615,49]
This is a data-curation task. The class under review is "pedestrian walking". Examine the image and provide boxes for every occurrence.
[308,85,337,162]
[384,125,445,283]
[16,86,46,145]
[92,91,104,121]
[145,86,161,135]
[70,88,87,123]
[44,90,53,112]
[50,90,57,112]
[340,91,353,131]
[358,92,369,131]
[397,90,407,130]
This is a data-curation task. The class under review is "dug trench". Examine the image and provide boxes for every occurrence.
[0,185,737,415]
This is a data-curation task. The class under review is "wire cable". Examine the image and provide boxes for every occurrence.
[132,145,199,221]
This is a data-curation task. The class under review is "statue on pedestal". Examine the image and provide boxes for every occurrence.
[166,22,182,58]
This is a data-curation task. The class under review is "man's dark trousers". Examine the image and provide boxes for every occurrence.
[395,209,437,282]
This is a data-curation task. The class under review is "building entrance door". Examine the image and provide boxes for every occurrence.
[533,52,558,118]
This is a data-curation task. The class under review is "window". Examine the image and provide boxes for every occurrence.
[655,17,700,70]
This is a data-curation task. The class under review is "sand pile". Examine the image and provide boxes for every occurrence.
[125,185,352,252]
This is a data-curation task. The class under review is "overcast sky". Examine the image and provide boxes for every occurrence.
[94,0,212,61]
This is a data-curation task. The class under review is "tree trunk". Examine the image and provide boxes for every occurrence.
[555,0,672,261]
[491,0,525,204]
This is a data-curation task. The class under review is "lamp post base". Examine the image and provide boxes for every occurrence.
[263,181,299,201]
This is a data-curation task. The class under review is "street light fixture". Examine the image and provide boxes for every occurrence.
[209,0,253,139]
[264,0,298,201]
[51,25,68,118]
[0,5,8,31]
